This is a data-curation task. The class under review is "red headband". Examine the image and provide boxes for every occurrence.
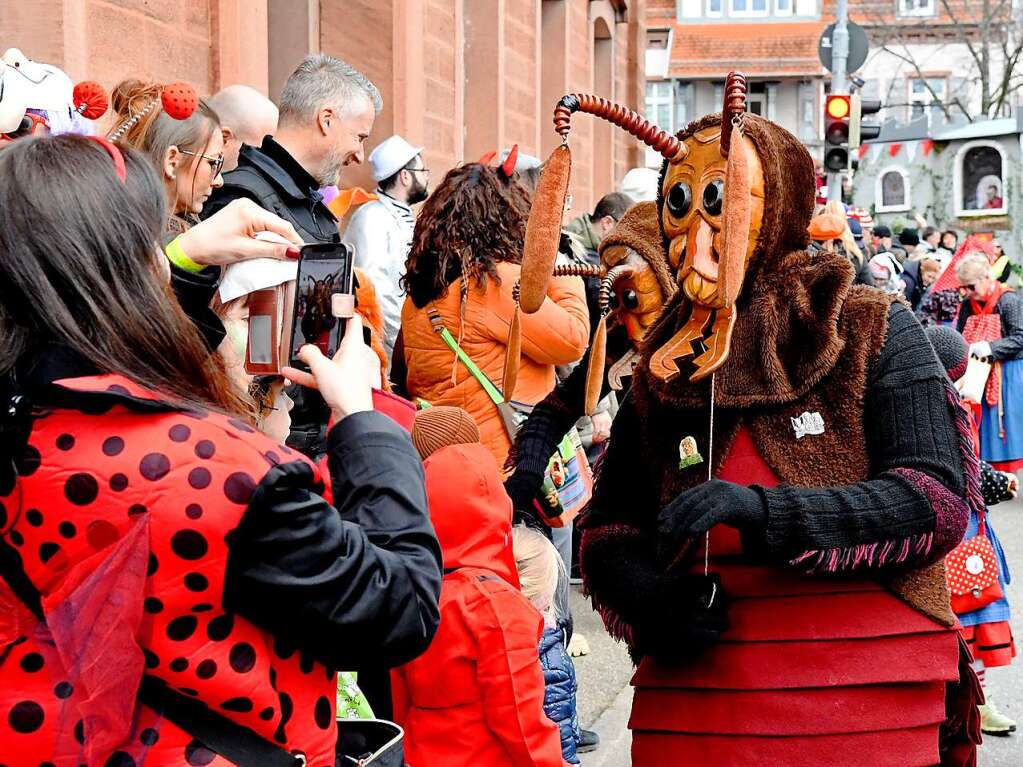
[85,136,127,183]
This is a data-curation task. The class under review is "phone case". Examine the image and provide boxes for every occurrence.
[244,282,295,376]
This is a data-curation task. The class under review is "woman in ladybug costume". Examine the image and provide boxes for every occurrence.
[0,136,442,765]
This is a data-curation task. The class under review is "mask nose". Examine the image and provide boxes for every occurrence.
[686,216,718,280]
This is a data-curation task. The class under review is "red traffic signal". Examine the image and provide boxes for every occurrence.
[824,95,851,172]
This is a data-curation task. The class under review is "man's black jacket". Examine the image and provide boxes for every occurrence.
[203,136,340,244]
[203,137,341,458]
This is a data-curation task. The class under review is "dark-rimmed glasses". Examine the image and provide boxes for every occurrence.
[181,149,225,177]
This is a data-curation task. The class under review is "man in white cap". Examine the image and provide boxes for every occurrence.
[342,134,429,364]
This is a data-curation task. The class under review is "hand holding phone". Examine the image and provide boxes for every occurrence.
[283,314,377,422]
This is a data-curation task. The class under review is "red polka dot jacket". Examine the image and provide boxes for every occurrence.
[0,350,442,766]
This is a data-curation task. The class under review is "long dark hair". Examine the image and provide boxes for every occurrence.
[402,163,532,308]
[0,135,247,415]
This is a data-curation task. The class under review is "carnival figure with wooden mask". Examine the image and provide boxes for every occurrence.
[513,74,983,766]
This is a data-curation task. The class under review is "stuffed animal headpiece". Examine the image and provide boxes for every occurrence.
[0,48,108,135]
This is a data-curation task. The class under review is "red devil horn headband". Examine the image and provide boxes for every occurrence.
[108,81,199,141]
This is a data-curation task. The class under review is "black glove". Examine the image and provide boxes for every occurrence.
[505,469,552,538]
[630,572,729,664]
[657,479,766,565]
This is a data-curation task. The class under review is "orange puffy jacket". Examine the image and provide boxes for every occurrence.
[401,262,589,466]
[391,444,568,767]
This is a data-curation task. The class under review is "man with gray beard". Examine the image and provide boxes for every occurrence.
[204,52,381,244]
[202,54,381,461]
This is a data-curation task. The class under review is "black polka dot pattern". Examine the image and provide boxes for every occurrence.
[166,616,199,641]
[223,473,257,505]
[54,681,74,699]
[171,530,208,560]
[188,468,211,490]
[19,653,44,673]
[64,473,98,505]
[169,425,191,442]
[8,700,44,733]
[184,573,208,592]
[196,660,217,679]
[103,750,136,767]
[195,440,216,459]
[145,598,165,615]
[56,434,75,451]
[140,727,159,746]
[102,437,125,456]
[139,453,171,481]
[314,696,333,729]
[229,642,256,673]
[109,473,129,492]
[221,697,254,713]
[206,614,233,642]
[184,739,216,766]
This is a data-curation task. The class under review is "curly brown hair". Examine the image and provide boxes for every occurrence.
[403,163,533,308]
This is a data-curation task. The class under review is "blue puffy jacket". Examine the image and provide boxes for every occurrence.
[539,625,582,764]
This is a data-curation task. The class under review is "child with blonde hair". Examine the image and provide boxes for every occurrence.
[513,526,583,765]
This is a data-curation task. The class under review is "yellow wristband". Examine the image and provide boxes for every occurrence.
[165,237,204,273]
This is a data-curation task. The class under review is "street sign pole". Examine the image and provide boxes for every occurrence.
[828,0,849,201]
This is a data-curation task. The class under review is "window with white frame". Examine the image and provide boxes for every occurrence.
[645,28,672,78]
[675,82,695,130]
[876,167,911,212]
[955,141,1007,216]
[645,81,674,132]
[731,0,769,16]
[898,0,935,17]
[909,77,946,124]
[707,0,723,16]
[776,0,793,15]
[795,0,817,14]
[680,0,703,18]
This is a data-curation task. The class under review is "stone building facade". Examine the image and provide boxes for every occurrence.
[4,0,647,211]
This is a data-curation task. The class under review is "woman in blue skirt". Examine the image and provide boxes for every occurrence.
[957,254,1023,471]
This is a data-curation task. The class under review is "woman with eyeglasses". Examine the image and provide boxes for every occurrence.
[109,79,225,233]
[956,253,1023,473]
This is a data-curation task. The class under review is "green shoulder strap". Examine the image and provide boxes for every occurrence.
[427,308,505,406]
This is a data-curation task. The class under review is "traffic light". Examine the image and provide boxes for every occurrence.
[849,94,882,149]
[824,95,850,172]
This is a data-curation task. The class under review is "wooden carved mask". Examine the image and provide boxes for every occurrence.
[650,121,765,382]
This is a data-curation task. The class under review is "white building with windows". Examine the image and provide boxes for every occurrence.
[851,115,1022,252]
[645,0,828,166]
[851,0,1003,127]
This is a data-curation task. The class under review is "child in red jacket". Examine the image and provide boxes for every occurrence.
[393,407,568,767]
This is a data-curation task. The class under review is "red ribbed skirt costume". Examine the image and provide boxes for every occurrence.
[629,429,961,767]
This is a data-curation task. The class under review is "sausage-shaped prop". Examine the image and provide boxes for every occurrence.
[502,304,522,400]
[520,144,571,314]
[717,129,752,309]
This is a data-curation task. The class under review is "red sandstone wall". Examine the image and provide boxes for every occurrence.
[7,0,644,210]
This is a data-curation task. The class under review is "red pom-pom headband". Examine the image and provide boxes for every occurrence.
[108,81,199,141]
[73,81,109,121]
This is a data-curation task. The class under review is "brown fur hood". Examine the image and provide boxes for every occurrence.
[647,114,852,405]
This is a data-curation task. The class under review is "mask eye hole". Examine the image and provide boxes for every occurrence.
[622,289,639,310]
[665,182,692,219]
[702,180,725,216]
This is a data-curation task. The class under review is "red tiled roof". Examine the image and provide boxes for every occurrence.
[649,18,829,78]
